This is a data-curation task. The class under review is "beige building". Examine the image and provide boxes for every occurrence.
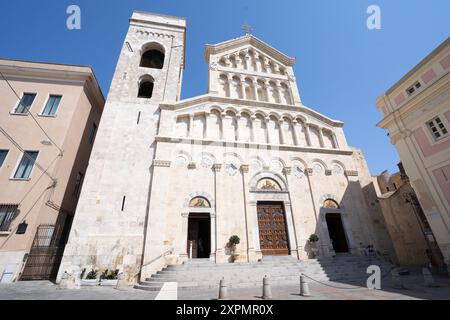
[58,11,394,285]
[0,59,104,282]
[374,164,444,268]
[376,38,450,273]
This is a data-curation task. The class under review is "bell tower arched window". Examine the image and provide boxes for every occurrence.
[138,76,154,99]
[140,43,165,69]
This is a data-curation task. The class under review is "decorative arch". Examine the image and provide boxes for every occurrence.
[323,199,340,209]
[249,171,288,192]
[140,42,165,69]
[239,109,253,118]
[311,158,328,170]
[249,156,268,169]
[223,152,243,166]
[268,112,281,121]
[290,156,308,168]
[183,192,215,208]
[280,113,294,121]
[223,106,239,115]
[208,105,224,114]
[330,160,346,175]
[319,194,343,209]
[270,156,286,168]
[256,178,282,191]
[294,114,308,124]
[175,150,192,163]
[198,152,216,168]
[254,110,268,118]
[189,197,211,208]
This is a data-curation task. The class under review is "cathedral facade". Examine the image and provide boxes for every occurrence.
[57,11,393,283]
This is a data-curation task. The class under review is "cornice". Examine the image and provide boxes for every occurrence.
[377,74,450,129]
[155,136,354,155]
[160,94,344,127]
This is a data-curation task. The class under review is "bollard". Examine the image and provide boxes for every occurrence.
[218,277,228,300]
[262,275,272,299]
[422,267,438,287]
[391,269,405,289]
[300,274,311,297]
[58,271,69,289]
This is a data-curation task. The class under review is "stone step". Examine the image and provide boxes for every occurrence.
[135,255,395,292]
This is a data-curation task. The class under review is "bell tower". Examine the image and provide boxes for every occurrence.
[108,11,186,103]
[57,12,186,284]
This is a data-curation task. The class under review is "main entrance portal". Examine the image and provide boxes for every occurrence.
[326,213,349,253]
[187,213,211,259]
[257,202,289,255]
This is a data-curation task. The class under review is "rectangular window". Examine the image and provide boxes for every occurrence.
[406,81,422,96]
[14,93,36,114]
[41,95,62,116]
[427,117,448,141]
[13,151,38,179]
[89,123,98,144]
[0,150,8,168]
[0,205,18,232]
[73,172,83,196]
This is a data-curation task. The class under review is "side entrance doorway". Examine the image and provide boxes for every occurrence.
[187,213,211,259]
[257,202,290,255]
[325,213,349,253]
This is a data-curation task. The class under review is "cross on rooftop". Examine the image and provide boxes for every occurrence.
[241,24,253,35]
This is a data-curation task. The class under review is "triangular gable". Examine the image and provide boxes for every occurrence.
[204,35,296,66]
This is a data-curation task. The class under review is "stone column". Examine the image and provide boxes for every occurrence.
[249,201,263,261]
[305,124,312,147]
[292,120,301,146]
[240,165,255,262]
[204,112,209,139]
[250,116,256,143]
[287,72,302,105]
[278,120,285,145]
[283,167,300,259]
[188,115,193,138]
[235,114,241,141]
[273,64,280,74]
[180,212,189,260]
[332,133,339,149]
[220,112,226,140]
[210,212,217,262]
[265,117,271,144]
[318,128,325,147]
[213,164,223,262]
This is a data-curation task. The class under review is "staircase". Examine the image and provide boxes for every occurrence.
[134,254,394,292]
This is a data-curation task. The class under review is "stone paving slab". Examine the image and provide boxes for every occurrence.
[0,281,157,300]
[1,273,450,300]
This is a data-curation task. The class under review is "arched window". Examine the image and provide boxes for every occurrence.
[140,43,165,69]
[324,199,340,209]
[189,197,211,208]
[256,178,282,191]
[138,76,154,99]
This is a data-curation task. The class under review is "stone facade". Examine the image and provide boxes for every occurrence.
[376,37,450,273]
[58,11,394,284]
[374,165,444,268]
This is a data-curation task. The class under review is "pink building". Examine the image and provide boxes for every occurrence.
[0,59,104,282]
[376,38,450,273]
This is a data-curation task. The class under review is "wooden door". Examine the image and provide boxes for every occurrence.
[257,203,289,255]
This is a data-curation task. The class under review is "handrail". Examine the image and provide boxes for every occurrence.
[141,248,175,268]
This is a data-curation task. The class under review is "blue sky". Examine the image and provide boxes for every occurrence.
[1,0,449,175]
